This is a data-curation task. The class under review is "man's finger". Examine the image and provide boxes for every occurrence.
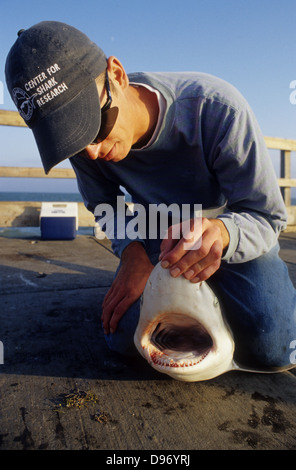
[159,229,179,260]
[108,296,135,333]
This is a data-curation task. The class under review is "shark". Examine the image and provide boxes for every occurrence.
[134,262,292,381]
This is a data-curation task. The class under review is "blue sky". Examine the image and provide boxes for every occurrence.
[0,0,295,192]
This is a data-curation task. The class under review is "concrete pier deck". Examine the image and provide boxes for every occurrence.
[1,229,296,451]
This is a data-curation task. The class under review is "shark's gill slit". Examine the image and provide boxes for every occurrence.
[150,313,214,366]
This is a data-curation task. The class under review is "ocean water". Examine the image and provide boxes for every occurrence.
[0,191,93,237]
[0,191,83,202]
[0,226,94,238]
[0,190,293,205]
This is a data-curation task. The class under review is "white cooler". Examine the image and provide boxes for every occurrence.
[40,202,78,240]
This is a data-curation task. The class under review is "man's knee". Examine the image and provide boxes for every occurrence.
[210,246,296,370]
[104,328,138,356]
[103,296,141,357]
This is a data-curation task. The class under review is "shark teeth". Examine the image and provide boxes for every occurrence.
[143,314,213,371]
[147,344,210,369]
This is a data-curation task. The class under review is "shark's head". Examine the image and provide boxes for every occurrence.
[134,262,235,382]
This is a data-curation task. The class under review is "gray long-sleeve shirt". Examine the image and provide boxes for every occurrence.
[70,71,287,263]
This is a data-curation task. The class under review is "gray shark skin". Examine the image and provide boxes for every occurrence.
[134,262,293,382]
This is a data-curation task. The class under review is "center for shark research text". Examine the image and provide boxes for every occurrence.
[106,453,191,467]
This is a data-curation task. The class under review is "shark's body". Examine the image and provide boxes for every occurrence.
[134,262,292,381]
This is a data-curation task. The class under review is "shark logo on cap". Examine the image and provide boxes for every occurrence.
[12,87,37,121]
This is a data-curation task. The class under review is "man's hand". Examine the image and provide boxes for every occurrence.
[159,217,229,283]
[101,242,154,334]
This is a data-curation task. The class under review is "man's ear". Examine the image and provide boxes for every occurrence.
[107,56,129,89]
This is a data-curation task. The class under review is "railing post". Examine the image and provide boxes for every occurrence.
[280,150,291,206]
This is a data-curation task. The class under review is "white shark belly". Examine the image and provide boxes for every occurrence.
[133,262,292,382]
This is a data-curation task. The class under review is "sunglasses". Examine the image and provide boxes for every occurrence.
[91,70,119,144]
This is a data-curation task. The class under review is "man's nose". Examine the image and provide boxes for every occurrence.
[83,143,103,160]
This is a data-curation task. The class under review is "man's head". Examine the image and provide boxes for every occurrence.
[5,21,110,173]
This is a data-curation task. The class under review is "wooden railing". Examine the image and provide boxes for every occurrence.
[1,110,296,226]
[264,136,296,207]
[0,166,75,179]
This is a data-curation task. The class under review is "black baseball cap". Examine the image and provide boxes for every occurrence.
[5,21,107,174]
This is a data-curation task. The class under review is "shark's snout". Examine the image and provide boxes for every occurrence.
[134,262,235,381]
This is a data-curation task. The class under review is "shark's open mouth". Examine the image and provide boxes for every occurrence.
[147,313,214,369]
[135,264,236,381]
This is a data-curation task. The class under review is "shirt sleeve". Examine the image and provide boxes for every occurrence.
[205,100,287,263]
[70,156,146,258]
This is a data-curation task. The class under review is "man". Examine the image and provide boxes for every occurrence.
[6,21,296,370]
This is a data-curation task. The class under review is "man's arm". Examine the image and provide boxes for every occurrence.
[102,218,229,333]
[159,217,230,283]
[101,241,154,334]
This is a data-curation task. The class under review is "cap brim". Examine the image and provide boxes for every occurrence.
[32,80,101,174]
